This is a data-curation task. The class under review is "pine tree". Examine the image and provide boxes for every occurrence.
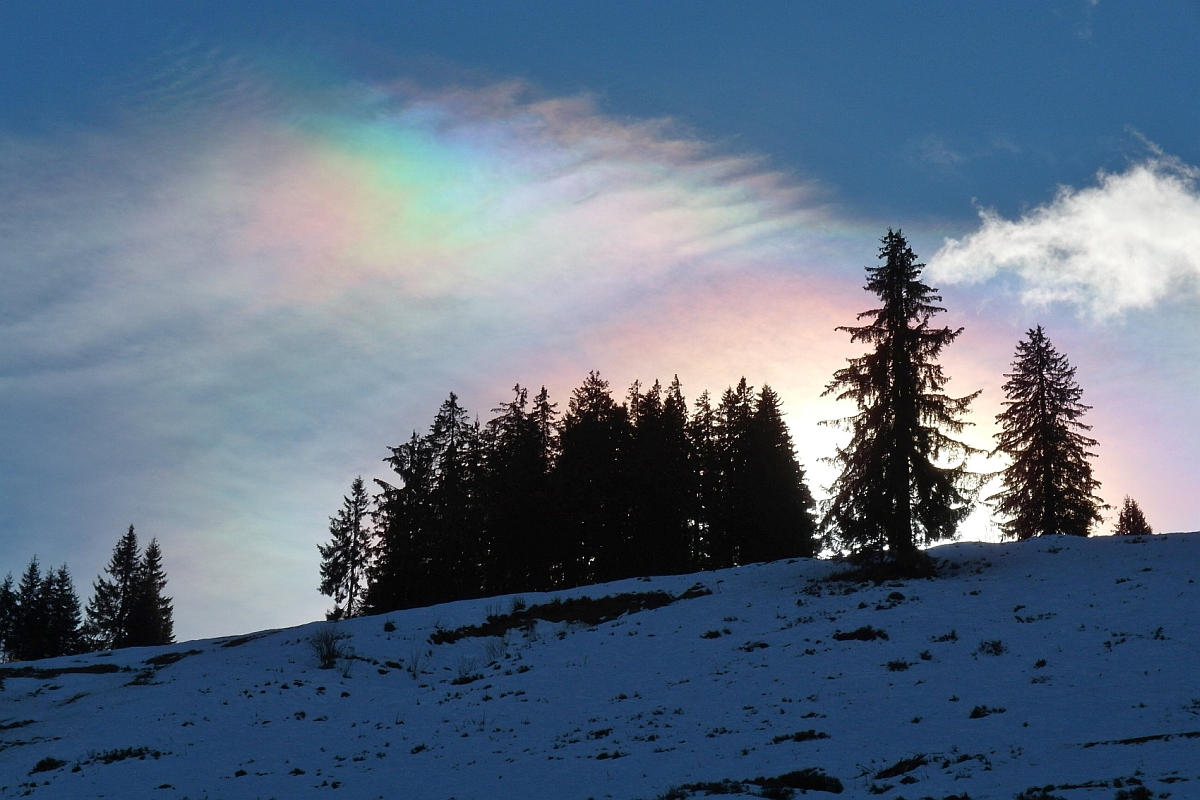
[0,575,15,661]
[318,477,373,619]
[821,230,982,570]
[85,526,143,650]
[9,559,47,662]
[481,386,561,595]
[43,566,84,658]
[426,393,485,602]
[991,326,1105,539]
[738,385,817,562]
[130,539,173,646]
[687,390,721,568]
[711,378,757,568]
[1113,496,1152,537]
[626,378,694,576]
[556,372,633,585]
[367,431,437,612]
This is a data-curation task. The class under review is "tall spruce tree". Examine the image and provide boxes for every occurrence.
[481,386,561,595]
[627,378,694,576]
[711,378,757,568]
[318,476,373,619]
[130,539,174,646]
[821,230,982,570]
[1113,496,1152,537]
[556,372,633,585]
[738,385,817,562]
[43,565,84,658]
[687,390,721,568]
[367,431,436,612]
[991,326,1104,539]
[10,559,47,661]
[86,526,141,649]
[0,574,15,661]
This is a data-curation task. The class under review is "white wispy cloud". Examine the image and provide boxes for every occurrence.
[928,153,1200,317]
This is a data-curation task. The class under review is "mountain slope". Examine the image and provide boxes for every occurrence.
[1,534,1197,799]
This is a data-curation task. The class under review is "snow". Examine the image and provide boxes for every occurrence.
[1,533,1198,799]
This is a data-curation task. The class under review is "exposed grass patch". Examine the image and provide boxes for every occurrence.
[832,626,888,642]
[874,754,927,779]
[968,705,1006,719]
[770,730,829,744]
[30,756,66,774]
[652,767,843,798]
[430,584,711,645]
[0,664,123,680]
[144,649,203,667]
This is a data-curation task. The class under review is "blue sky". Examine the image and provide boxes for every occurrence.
[2,2,1199,638]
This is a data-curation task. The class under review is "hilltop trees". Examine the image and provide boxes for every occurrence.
[354,373,817,614]
[1113,496,1152,537]
[821,229,982,571]
[991,326,1105,539]
[86,526,174,649]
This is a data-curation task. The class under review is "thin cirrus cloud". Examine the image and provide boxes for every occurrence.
[928,151,1200,317]
[0,65,871,637]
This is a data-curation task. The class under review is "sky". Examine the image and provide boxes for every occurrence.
[2,2,1199,639]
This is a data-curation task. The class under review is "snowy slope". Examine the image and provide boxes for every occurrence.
[1,534,1198,800]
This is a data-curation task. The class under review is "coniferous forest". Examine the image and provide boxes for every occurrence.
[320,374,817,618]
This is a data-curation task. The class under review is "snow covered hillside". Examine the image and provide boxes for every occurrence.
[1,534,1198,800]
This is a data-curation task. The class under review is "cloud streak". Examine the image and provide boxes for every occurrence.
[928,153,1200,317]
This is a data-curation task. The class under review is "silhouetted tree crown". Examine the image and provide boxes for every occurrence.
[1113,496,1152,537]
[990,325,1105,539]
[821,229,982,570]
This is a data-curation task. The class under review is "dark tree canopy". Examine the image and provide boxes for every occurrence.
[991,326,1105,539]
[821,229,982,569]
[1113,496,1152,537]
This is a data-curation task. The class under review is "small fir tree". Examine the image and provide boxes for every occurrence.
[318,477,373,619]
[821,230,982,570]
[1113,496,1152,537]
[131,539,174,646]
[991,326,1105,538]
[0,575,15,661]
[43,566,84,658]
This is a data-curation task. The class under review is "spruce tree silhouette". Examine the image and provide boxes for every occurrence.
[427,393,485,602]
[821,230,982,573]
[687,390,721,568]
[368,431,436,612]
[318,476,373,619]
[86,527,142,650]
[1113,496,1152,536]
[627,378,694,577]
[482,386,561,595]
[43,565,84,657]
[557,372,633,585]
[740,385,816,563]
[991,326,1105,538]
[0,574,14,659]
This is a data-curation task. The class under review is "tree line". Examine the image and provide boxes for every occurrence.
[0,526,174,662]
[319,375,816,618]
[321,228,1152,614]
